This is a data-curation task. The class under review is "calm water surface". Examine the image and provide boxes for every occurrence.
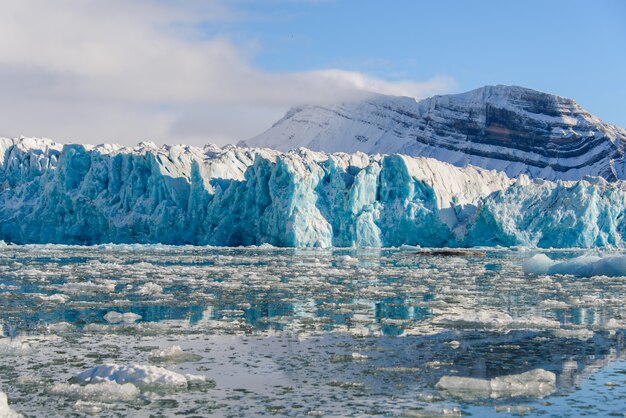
[1,245,625,417]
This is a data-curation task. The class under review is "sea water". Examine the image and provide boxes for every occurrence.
[0,245,625,417]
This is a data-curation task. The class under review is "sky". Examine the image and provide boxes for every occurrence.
[0,0,624,146]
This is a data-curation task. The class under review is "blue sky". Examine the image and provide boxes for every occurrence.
[0,0,623,145]
[233,0,626,125]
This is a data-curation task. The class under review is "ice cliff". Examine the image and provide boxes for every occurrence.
[242,85,626,181]
[1,137,626,248]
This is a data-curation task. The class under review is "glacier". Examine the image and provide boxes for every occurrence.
[1,137,626,248]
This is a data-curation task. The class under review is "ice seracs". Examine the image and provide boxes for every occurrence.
[2,137,626,248]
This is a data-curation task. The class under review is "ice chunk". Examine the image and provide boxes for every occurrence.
[0,391,22,418]
[103,311,142,324]
[435,308,559,330]
[136,282,164,295]
[551,328,594,340]
[149,346,201,363]
[336,255,359,265]
[522,254,555,275]
[524,254,626,277]
[490,369,556,399]
[75,363,206,388]
[436,375,491,399]
[35,293,69,303]
[49,382,139,402]
[0,340,32,356]
[351,352,368,360]
[436,368,556,400]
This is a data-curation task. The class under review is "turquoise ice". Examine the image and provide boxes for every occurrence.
[1,137,625,248]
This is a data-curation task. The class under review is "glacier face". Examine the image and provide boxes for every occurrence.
[242,85,626,181]
[1,137,626,248]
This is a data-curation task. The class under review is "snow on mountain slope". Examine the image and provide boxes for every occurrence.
[241,85,626,181]
[1,137,626,248]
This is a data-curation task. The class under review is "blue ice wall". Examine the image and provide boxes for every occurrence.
[1,139,625,248]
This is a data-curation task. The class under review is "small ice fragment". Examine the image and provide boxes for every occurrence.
[444,340,461,349]
[494,405,534,413]
[136,282,163,295]
[150,345,184,359]
[0,340,32,356]
[103,311,142,324]
[336,255,358,265]
[351,352,368,360]
[0,391,22,417]
[436,375,491,399]
[436,368,556,400]
[46,322,75,333]
[148,345,201,363]
[36,294,69,303]
[551,328,594,341]
[490,369,556,399]
[522,254,554,275]
[539,299,569,309]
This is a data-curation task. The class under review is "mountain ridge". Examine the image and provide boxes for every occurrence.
[241,85,626,181]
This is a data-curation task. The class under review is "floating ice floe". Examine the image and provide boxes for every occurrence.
[34,293,69,303]
[136,282,164,295]
[49,382,139,402]
[59,280,117,294]
[75,364,206,388]
[336,255,359,265]
[436,368,556,400]
[523,254,626,277]
[0,340,32,356]
[551,328,595,341]
[0,391,22,418]
[434,308,560,330]
[103,311,142,324]
[149,345,202,363]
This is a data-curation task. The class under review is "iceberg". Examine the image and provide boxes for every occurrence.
[2,137,626,248]
[75,363,205,388]
[523,253,626,277]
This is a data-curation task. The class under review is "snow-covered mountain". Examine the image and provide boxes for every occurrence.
[241,85,626,181]
[1,137,625,247]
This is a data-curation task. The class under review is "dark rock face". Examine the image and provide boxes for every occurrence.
[243,85,626,181]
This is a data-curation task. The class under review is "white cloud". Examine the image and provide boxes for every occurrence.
[0,0,455,146]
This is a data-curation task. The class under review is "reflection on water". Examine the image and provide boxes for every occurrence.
[0,245,625,416]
